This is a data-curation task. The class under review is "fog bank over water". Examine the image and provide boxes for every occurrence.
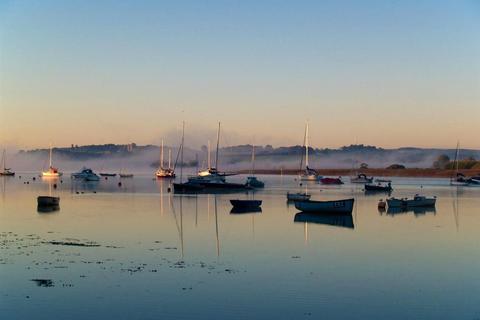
[5,144,480,173]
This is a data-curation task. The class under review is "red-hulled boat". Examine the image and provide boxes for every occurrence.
[320,177,344,185]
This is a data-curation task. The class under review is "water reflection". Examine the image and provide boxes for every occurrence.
[294,212,355,229]
[384,207,436,216]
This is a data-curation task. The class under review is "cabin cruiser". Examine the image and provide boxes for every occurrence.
[286,192,311,201]
[71,167,100,181]
[387,194,436,208]
[246,176,265,188]
[365,182,392,192]
[350,173,373,184]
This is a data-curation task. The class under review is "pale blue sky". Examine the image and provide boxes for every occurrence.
[1,0,479,149]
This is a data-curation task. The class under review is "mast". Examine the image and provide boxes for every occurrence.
[251,144,255,176]
[160,140,164,169]
[49,144,53,168]
[2,149,5,170]
[180,121,185,183]
[168,149,172,169]
[215,122,220,170]
[207,140,211,170]
[305,121,309,168]
[452,141,460,183]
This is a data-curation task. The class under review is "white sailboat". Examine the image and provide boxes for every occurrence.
[299,121,321,181]
[42,145,62,177]
[246,144,265,188]
[0,149,15,176]
[156,139,176,178]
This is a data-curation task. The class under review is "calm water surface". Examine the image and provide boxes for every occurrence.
[1,174,479,319]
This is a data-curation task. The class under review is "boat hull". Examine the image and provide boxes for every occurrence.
[99,173,117,177]
[230,200,262,209]
[320,177,343,185]
[364,184,392,192]
[37,196,60,206]
[294,198,354,214]
[0,172,15,176]
[387,198,436,208]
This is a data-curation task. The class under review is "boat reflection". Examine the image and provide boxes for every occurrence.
[230,207,262,214]
[385,206,436,216]
[37,204,60,213]
[294,212,354,229]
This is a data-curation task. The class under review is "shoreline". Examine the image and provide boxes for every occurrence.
[235,168,480,178]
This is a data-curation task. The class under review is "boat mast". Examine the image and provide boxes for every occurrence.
[160,139,164,169]
[305,121,309,168]
[2,149,5,170]
[452,141,460,182]
[49,144,53,168]
[215,122,220,170]
[251,144,255,176]
[168,149,172,169]
[180,121,185,183]
[207,140,211,170]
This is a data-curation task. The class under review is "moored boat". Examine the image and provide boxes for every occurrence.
[37,196,60,206]
[320,177,343,185]
[350,173,373,184]
[294,198,354,214]
[365,183,392,192]
[299,122,322,181]
[246,176,265,188]
[71,167,100,181]
[387,195,436,208]
[230,199,262,209]
[119,173,134,178]
[41,145,62,177]
[245,145,265,188]
[286,192,311,201]
[155,140,176,178]
[0,149,15,176]
[99,173,117,177]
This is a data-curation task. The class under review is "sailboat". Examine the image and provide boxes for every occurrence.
[450,142,480,187]
[155,139,176,178]
[0,150,15,176]
[299,122,321,181]
[245,144,265,188]
[41,145,62,177]
[174,122,247,193]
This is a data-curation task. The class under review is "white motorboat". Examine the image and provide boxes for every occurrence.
[42,145,63,177]
[71,167,100,181]
[287,192,311,201]
[294,198,355,214]
[387,195,436,208]
[350,173,373,184]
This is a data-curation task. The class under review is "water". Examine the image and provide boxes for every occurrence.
[1,174,480,319]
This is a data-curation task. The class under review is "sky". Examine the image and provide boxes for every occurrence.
[0,0,479,150]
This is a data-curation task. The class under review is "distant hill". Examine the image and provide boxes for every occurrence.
[18,143,480,170]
